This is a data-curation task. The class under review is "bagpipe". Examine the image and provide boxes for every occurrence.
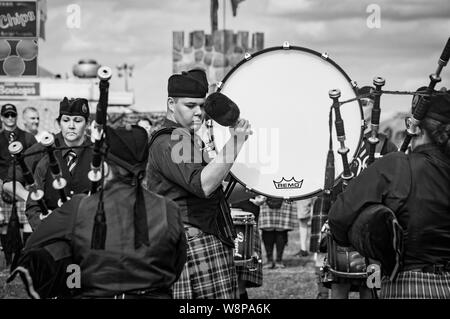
[88,66,112,250]
[312,37,450,292]
[5,66,113,298]
[40,132,69,210]
[88,66,112,194]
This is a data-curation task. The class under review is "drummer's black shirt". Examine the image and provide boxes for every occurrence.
[146,119,234,247]
[329,144,450,269]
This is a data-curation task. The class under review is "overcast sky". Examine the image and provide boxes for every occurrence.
[38,0,450,114]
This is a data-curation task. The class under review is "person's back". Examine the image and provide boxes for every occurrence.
[9,125,187,299]
[70,182,185,298]
[402,145,450,266]
[329,90,450,299]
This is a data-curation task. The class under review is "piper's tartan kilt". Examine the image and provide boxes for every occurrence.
[0,198,28,226]
[173,231,238,299]
[381,271,450,299]
[236,227,263,288]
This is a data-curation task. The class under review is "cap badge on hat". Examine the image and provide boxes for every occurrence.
[82,104,88,114]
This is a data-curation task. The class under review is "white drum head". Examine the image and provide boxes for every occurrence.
[212,46,363,200]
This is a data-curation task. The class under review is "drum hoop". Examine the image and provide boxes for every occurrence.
[233,220,256,225]
[216,45,364,201]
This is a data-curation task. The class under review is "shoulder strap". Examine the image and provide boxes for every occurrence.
[149,127,175,148]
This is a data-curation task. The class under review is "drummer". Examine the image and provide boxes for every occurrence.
[146,68,253,299]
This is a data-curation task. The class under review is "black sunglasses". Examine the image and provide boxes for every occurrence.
[3,113,17,118]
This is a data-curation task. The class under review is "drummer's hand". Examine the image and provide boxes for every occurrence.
[250,195,266,206]
[230,118,252,141]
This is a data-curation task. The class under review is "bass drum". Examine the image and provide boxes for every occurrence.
[212,45,364,200]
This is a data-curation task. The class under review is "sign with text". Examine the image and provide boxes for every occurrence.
[0,81,39,96]
[0,1,37,38]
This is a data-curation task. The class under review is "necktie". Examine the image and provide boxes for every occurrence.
[66,150,77,174]
[8,132,16,143]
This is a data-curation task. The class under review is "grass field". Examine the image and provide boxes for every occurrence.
[0,229,322,299]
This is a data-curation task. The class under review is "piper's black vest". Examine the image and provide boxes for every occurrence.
[43,143,92,210]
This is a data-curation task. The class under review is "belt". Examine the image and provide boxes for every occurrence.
[112,293,152,299]
[107,289,171,299]
[404,264,450,274]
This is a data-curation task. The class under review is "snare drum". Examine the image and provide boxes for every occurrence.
[211,45,364,200]
[231,209,256,266]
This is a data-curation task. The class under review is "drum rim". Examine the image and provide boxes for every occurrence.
[216,45,364,201]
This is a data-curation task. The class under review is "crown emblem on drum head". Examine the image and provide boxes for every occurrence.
[273,177,303,189]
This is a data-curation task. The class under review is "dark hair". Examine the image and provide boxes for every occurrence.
[56,114,89,124]
[421,117,450,157]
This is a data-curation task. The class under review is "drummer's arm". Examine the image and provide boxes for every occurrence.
[201,119,252,197]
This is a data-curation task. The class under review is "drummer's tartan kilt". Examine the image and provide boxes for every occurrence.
[381,271,450,299]
[236,227,263,287]
[0,198,28,226]
[173,231,238,299]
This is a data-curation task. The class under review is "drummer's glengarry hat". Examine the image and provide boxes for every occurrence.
[168,69,208,98]
[58,97,90,120]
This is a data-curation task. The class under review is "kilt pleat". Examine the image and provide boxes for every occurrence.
[173,232,238,299]
[381,271,450,299]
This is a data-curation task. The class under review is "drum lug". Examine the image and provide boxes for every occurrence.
[216,81,223,89]
[321,52,329,60]
[329,89,341,99]
[373,76,386,86]
[282,41,290,49]
[351,80,358,88]
[244,52,252,60]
